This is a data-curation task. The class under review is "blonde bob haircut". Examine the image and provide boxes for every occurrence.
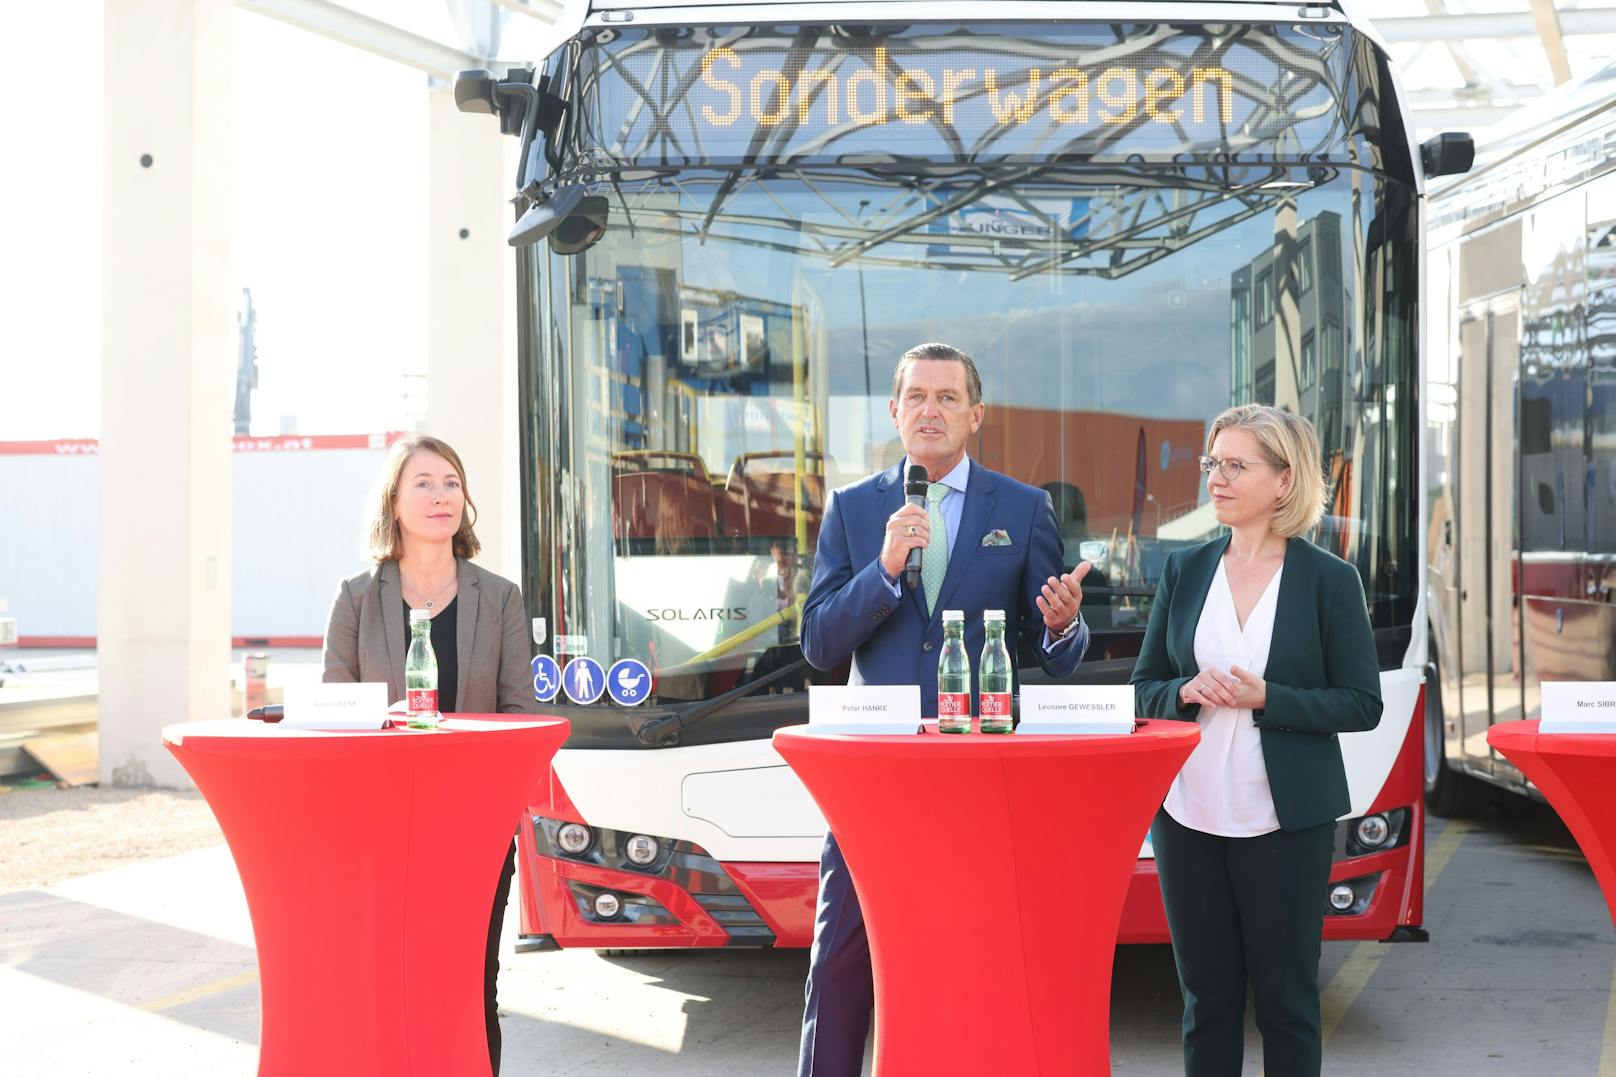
[365,434,481,562]
[1206,404,1330,539]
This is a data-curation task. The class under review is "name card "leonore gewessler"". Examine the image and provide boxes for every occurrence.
[1539,681,1616,734]
[1017,685,1136,735]
[808,685,923,735]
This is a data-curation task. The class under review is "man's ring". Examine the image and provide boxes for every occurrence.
[907,525,917,537]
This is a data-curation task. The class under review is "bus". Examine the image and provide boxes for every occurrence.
[454,0,1471,951]
[1424,62,1616,815]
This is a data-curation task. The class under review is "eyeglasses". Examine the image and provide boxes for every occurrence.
[1198,455,1278,481]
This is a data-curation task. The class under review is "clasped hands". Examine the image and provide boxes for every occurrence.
[1180,666,1267,710]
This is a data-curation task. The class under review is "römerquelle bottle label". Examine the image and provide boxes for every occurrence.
[979,693,1012,721]
[938,692,969,719]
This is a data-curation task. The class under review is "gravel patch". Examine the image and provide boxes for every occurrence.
[0,786,223,894]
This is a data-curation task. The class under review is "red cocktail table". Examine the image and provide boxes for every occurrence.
[774,720,1198,1076]
[1488,719,1616,928]
[164,715,569,1076]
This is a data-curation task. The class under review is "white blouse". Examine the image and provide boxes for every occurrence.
[1162,558,1284,838]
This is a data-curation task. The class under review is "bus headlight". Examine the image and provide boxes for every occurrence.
[557,823,592,855]
[1328,884,1356,912]
[593,891,622,918]
[1354,814,1391,849]
[1343,808,1409,856]
[624,834,659,866]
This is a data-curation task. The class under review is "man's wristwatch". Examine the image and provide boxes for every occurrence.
[1053,611,1083,639]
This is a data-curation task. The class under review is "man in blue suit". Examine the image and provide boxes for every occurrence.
[796,342,1093,1076]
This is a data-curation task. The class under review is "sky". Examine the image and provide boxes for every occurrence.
[3,1,1616,442]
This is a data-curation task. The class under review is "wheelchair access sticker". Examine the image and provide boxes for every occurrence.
[531,654,560,703]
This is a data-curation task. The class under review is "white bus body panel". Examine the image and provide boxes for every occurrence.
[553,666,1417,865]
[1342,668,1420,816]
[553,739,828,862]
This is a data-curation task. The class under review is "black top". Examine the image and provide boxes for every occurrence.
[403,597,458,713]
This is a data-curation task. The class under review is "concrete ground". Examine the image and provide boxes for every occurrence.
[2,807,1614,1075]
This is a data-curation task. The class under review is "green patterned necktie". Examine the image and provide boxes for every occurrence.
[922,483,951,615]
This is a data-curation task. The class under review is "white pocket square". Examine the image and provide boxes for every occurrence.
[981,529,1013,547]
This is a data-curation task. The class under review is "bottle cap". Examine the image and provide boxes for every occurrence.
[942,609,964,622]
[409,608,432,622]
[984,609,1005,622]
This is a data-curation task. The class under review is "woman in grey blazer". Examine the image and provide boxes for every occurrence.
[323,433,537,1075]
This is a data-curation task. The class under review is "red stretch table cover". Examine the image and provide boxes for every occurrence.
[163,716,569,1077]
[1488,719,1616,928]
[774,721,1199,1077]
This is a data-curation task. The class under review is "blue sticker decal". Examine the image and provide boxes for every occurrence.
[607,658,652,706]
[562,656,605,705]
[531,654,561,703]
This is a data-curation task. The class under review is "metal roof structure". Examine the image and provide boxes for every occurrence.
[1351,0,1616,135]
[243,0,1616,139]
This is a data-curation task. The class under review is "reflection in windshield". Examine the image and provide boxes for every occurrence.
[521,166,1416,702]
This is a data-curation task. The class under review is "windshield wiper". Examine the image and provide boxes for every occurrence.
[634,657,812,747]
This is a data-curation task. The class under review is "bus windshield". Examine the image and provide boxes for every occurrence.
[520,22,1419,708]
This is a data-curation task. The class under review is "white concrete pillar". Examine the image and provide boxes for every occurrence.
[99,0,234,788]
[426,82,519,583]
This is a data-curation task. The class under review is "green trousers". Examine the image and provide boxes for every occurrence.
[1151,808,1336,1077]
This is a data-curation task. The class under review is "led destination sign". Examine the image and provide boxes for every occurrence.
[695,47,1237,130]
[583,24,1354,166]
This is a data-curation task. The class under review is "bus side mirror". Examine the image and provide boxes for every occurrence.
[455,69,498,114]
[548,195,610,256]
[1422,132,1475,179]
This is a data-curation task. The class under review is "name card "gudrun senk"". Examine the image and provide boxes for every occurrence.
[808,685,923,735]
[1018,685,1136,735]
[1540,681,1616,734]
[280,682,391,730]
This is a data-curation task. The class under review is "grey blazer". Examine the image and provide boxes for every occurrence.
[322,558,538,715]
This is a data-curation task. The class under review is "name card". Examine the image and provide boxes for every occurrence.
[1018,685,1135,735]
[281,682,391,730]
[1540,681,1616,734]
[809,685,922,735]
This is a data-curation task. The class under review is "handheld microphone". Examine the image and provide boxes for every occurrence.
[903,463,929,590]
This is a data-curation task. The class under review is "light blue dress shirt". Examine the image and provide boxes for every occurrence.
[878,454,1079,651]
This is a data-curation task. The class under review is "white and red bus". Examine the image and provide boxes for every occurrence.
[455,0,1470,951]
[1424,62,1616,814]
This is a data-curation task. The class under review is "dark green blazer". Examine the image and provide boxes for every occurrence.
[1130,535,1383,832]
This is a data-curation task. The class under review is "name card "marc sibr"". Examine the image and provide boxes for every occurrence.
[1018,685,1136,735]
[808,685,923,735]
[1540,681,1616,734]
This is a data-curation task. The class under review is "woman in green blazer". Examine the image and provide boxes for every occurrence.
[1131,405,1382,1077]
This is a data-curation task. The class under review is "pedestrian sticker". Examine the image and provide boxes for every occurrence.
[531,654,561,703]
[562,656,605,705]
[607,658,652,706]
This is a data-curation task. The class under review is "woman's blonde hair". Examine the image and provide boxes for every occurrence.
[365,434,481,562]
[1206,404,1330,539]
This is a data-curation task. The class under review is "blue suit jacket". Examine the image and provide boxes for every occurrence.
[801,460,1089,716]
